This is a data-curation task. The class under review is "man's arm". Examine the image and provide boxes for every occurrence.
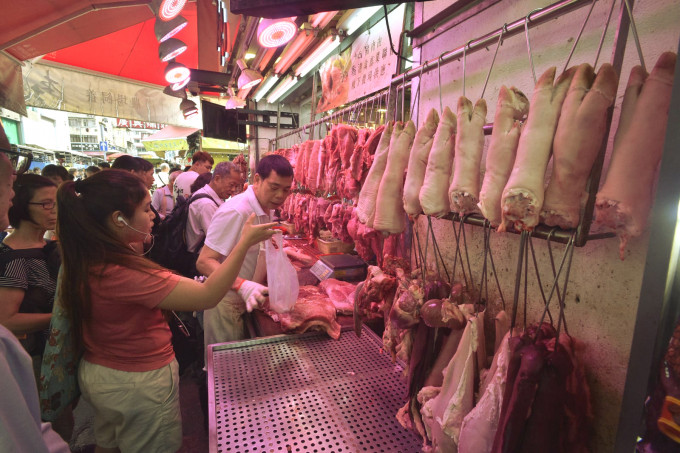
[195,244,223,277]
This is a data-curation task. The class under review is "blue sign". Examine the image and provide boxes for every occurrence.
[99,141,108,151]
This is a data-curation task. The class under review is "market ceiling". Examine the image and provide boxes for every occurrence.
[0,0,398,104]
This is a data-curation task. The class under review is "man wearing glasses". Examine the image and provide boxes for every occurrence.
[0,122,69,452]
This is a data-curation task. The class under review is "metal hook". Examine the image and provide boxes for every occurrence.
[462,40,473,98]
[438,53,445,114]
[623,0,646,72]
[563,0,597,73]
[525,8,542,85]
[481,24,506,100]
[594,0,617,69]
[410,65,425,126]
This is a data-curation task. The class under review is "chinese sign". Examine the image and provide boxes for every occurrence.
[0,53,27,116]
[347,4,405,104]
[22,61,201,127]
[115,119,164,129]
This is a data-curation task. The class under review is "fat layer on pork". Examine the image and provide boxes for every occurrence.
[419,107,457,217]
[404,108,440,217]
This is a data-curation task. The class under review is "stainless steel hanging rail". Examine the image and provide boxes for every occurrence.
[389,0,593,88]
[270,89,389,147]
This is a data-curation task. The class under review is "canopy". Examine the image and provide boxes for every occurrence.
[141,125,199,152]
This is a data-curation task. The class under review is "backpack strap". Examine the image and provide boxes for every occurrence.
[188,193,219,207]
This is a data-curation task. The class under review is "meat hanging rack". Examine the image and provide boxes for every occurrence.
[269,0,642,247]
[269,89,389,150]
[379,0,639,247]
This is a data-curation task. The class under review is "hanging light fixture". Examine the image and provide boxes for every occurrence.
[236,59,263,90]
[171,76,191,91]
[180,99,198,119]
[153,0,188,21]
[225,97,246,109]
[257,17,297,48]
[159,38,187,62]
[165,61,190,85]
[155,15,188,42]
[163,85,187,99]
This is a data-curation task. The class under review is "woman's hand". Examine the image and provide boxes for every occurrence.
[239,213,278,247]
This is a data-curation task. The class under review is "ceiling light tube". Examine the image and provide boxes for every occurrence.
[257,17,298,48]
[310,11,338,29]
[158,38,187,62]
[254,74,280,102]
[274,33,315,75]
[153,0,187,21]
[154,15,188,42]
[266,76,297,104]
[337,6,381,36]
[295,36,340,77]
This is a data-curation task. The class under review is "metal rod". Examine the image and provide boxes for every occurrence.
[594,0,618,69]
[390,0,593,88]
[562,0,597,73]
[623,0,646,72]
[480,25,506,100]
[270,89,389,143]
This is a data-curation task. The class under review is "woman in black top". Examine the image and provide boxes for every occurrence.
[0,174,60,370]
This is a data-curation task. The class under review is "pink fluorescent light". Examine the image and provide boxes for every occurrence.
[258,18,297,48]
[274,33,314,74]
[310,11,338,28]
[158,0,187,21]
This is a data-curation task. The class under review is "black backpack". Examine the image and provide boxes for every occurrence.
[149,193,217,277]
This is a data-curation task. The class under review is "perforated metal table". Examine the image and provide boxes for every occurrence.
[207,326,423,452]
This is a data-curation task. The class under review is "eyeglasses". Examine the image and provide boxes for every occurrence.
[1,146,33,175]
[28,200,56,210]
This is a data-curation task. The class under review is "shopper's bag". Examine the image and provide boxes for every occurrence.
[265,232,298,313]
[39,271,81,422]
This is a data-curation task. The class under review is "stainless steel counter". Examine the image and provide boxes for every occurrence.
[207,326,423,452]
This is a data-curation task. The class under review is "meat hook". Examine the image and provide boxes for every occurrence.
[534,232,575,343]
[401,72,407,123]
[510,230,529,334]
[594,0,617,69]
[524,8,542,85]
[462,40,473,98]
[438,53,445,114]
[528,234,554,326]
[428,216,450,283]
[480,24,507,101]
[562,0,597,74]
[461,215,475,291]
[485,220,506,311]
[623,0,646,72]
[450,217,470,290]
[409,65,425,126]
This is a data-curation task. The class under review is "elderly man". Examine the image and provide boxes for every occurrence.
[197,155,293,344]
[152,169,181,220]
[186,161,243,254]
[0,123,69,452]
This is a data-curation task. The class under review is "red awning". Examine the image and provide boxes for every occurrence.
[0,1,219,87]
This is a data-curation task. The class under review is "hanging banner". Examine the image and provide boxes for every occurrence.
[22,61,201,127]
[347,4,405,104]
[0,53,27,116]
[316,49,351,113]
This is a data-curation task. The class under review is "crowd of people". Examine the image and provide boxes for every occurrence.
[0,118,295,452]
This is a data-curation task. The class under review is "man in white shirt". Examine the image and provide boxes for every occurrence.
[153,162,170,189]
[174,151,214,201]
[197,155,293,343]
[186,161,243,253]
[152,169,181,220]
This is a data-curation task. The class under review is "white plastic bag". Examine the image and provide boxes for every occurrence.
[265,232,299,313]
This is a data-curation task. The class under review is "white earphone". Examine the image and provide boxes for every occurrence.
[118,215,151,239]
[118,215,127,224]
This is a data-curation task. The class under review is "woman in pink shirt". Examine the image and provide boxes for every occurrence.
[56,169,276,453]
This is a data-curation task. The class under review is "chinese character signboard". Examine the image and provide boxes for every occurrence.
[22,61,201,127]
[347,4,405,105]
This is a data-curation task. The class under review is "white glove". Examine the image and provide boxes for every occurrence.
[237,280,268,312]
